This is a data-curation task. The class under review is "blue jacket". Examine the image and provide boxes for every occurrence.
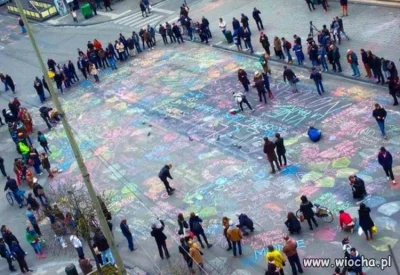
[189,216,204,234]
[232,19,240,30]
[378,151,393,168]
[308,127,321,142]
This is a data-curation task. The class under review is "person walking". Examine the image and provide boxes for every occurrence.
[259,33,270,55]
[299,195,318,230]
[310,67,325,96]
[34,77,46,103]
[283,66,299,93]
[339,210,355,232]
[340,0,348,16]
[262,72,273,99]
[189,212,212,249]
[275,133,287,167]
[227,221,242,257]
[252,7,264,30]
[372,103,387,138]
[243,28,254,53]
[263,137,280,174]
[358,203,374,240]
[33,181,48,206]
[266,245,285,275]
[222,217,232,251]
[93,228,115,265]
[274,36,284,59]
[25,226,45,258]
[120,218,136,252]
[0,156,7,177]
[178,238,193,273]
[26,207,42,236]
[158,164,176,195]
[378,147,395,184]
[70,232,84,257]
[150,218,170,259]
[37,131,51,154]
[159,24,168,45]
[4,74,16,93]
[282,235,303,275]
[11,241,32,273]
[201,16,212,38]
[254,72,267,104]
[347,50,360,76]
[305,0,316,11]
[103,0,112,11]
[0,238,17,272]
[18,18,26,34]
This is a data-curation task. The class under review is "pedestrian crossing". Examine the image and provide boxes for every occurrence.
[113,8,175,28]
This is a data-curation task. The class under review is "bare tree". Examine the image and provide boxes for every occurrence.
[47,181,112,275]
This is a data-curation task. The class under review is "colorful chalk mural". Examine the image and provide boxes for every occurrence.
[43,43,400,273]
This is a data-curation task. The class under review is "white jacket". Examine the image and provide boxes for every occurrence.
[70,235,82,248]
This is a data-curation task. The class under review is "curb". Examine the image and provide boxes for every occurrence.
[182,37,389,89]
[44,0,168,27]
[330,0,400,8]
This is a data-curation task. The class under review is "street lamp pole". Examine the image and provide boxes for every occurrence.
[14,1,126,274]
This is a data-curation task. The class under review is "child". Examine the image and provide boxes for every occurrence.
[37,131,51,154]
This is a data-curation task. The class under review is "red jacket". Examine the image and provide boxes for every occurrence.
[339,212,353,227]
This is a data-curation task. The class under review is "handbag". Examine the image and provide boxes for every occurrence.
[292,77,300,84]
[371,225,377,234]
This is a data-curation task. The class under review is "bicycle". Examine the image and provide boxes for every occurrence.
[6,190,28,207]
[296,203,334,223]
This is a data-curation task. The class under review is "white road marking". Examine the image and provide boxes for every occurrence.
[150,7,174,15]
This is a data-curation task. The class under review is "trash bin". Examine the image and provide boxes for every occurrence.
[81,3,93,19]
[224,30,233,43]
[65,264,79,275]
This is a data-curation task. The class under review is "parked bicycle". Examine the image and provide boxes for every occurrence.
[296,203,334,223]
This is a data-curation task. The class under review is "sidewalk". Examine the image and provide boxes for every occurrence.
[339,0,400,7]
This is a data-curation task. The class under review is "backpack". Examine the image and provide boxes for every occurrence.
[192,220,201,232]
[286,41,292,50]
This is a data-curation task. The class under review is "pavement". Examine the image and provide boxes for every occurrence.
[0,1,400,274]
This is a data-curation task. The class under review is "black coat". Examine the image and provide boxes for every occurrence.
[151,220,167,244]
[158,165,172,181]
[285,216,301,232]
[275,137,286,154]
[359,207,374,231]
[300,201,314,219]
[120,222,131,237]
[93,232,109,252]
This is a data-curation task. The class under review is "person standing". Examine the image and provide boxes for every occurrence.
[283,66,299,93]
[178,238,193,272]
[77,57,88,80]
[252,7,264,30]
[263,137,280,174]
[103,0,112,11]
[282,235,303,275]
[189,213,212,249]
[254,72,267,104]
[305,0,316,11]
[227,222,242,257]
[0,238,16,272]
[0,156,7,177]
[259,33,270,55]
[350,248,363,274]
[222,217,232,251]
[172,23,184,44]
[275,133,287,167]
[34,77,46,103]
[37,131,51,154]
[274,36,284,59]
[11,241,32,273]
[262,72,273,99]
[33,181,48,206]
[219,18,227,35]
[177,213,188,235]
[93,228,115,265]
[358,203,374,240]
[310,67,325,96]
[25,226,45,258]
[281,37,292,64]
[331,44,342,73]
[360,49,371,78]
[120,218,136,252]
[372,54,385,84]
[378,147,395,184]
[237,69,250,92]
[340,0,348,16]
[70,233,84,257]
[26,207,42,236]
[158,164,176,195]
[201,16,212,38]
[372,103,387,138]
[266,245,285,275]
[347,50,360,77]
[150,219,170,259]
[243,29,254,54]
[299,195,318,230]
[18,18,26,34]
[293,42,304,66]
[165,23,175,44]
[5,74,16,93]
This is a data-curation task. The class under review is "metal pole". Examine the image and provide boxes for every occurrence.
[388,245,400,275]
[14,1,126,274]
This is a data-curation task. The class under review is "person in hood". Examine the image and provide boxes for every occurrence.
[189,213,212,249]
[263,137,280,174]
[158,164,175,195]
[237,213,254,235]
[151,219,170,259]
[299,195,318,230]
[339,210,354,233]
[358,203,374,240]
[348,175,366,199]
[227,221,242,257]
[378,147,395,184]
